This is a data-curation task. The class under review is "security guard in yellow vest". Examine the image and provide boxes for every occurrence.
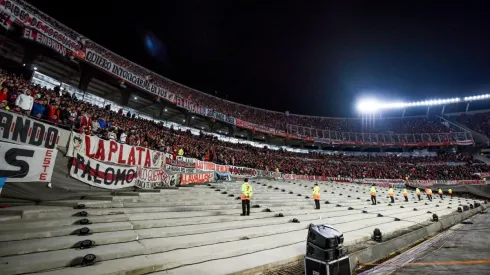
[416,188,421,201]
[448,188,453,198]
[312,184,320,209]
[425,188,433,201]
[438,188,443,200]
[402,188,408,202]
[370,185,377,205]
[241,178,253,216]
[388,188,395,203]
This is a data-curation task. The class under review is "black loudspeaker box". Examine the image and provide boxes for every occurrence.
[304,256,351,275]
[308,224,344,249]
[306,242,345,262]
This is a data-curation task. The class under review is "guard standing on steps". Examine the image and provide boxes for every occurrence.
[438,188,443,199]
[416,188,421,201]
[448,188,453,198]
[402,188,408,202]
[370,185,377,205]
[312,184,320,209]
[388,187,395,203]
[241,178,253,216]
[425,188,433,201]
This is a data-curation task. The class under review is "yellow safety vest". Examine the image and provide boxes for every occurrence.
[402,189,408,195]
[370,187,376,196]
[416,188,421,195]
[448,189,452,194]
[388,188,394,196]
[438,189,443,194]
[241,183,253,200]
[312,186,320,200]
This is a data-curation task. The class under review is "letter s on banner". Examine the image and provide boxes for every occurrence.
[0,142,57,182]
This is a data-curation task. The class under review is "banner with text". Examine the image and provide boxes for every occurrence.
[135,166,170,189]
[0,7,13,29]
[66,132,163,168]
[0,109,60,149]
[0,142,57,182]
[166,154,197,168]
[180,172,213,185]
[196,160,217,171]
[164,164,196,174]
[229,166,258,178]
[408,179,487,187]
[70,152,137,189]
[22,28,66,56]
[0,0,82,53]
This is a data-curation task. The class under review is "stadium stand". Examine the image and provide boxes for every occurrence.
[1,69,490,179]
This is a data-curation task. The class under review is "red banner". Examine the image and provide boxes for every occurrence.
[180,173,213,185]
[196,160,217,171]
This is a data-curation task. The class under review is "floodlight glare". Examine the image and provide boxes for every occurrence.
[357,99,379,113]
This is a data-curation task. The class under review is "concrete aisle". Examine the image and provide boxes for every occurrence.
[392,210,490,275]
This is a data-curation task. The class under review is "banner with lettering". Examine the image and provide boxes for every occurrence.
[166,155,196,168]
[0,0,82,53]
[70,152,138,189]
[196,160,217,171]
[22,28,67,56]
[206,109,236,125]
[66,132,163,168]
[175,96,207,116]
[408,179,487,187]
[229,166,258,178]
[0,7,13,30]
[180,172,213,185]
[0,109,60,149]
[0,142,57,182]
[135,166,170,189]
[164,164,196,174]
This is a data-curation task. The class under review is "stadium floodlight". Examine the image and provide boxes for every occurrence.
[356,99,380,113]
[464,94,490,101]
[355,94,482,112]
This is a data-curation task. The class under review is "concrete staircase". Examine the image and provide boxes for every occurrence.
[0,180,482,275]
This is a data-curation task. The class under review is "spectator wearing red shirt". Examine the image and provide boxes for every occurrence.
[0,87,8,103]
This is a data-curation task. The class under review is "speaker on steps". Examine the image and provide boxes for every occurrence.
[306,242,346,262]
[304,255,351,275]
[307,224,344,249]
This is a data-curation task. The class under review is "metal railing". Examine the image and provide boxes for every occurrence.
[286,123,474,146]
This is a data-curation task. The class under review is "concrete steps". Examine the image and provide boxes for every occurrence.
[0,180,483,275]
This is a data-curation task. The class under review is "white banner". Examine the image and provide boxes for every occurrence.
[66,132,163,168]
[229,166,258,178]
[0,8,13,30]
[70,152,137,189]
[0,142,57,182]
[0,0,82,53]
[0,109,61,149]
[135,166,169,189]
[165,164,196,174]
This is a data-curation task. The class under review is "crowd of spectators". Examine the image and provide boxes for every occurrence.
[454,112,490,139]
[1,68,489,181]
[16,1,471,140]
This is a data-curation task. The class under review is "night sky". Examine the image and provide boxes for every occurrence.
[26,1,490,117]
